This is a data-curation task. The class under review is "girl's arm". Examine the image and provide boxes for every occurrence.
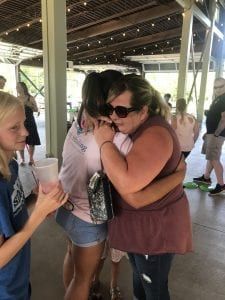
[121,158,186,208]
[193,118,200,142]
[0,185,68,268]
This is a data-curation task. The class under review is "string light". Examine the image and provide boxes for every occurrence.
[137,28,140,32]
[27,23,30,27]
[39,19,42,23]
[98,41,101,44]
[151,23,155,27]
[110,37,113,40]
[122,33,126,36]
[84,2,87,6]
[168,17,171,21]
[67,8,71,12]
[5,32,8,35]
[16,28,19,31]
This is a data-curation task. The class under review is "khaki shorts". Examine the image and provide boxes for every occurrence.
[202,134,225,160]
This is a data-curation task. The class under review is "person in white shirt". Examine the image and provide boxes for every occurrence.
[171,98,199,158]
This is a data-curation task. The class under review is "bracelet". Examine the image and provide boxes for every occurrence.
[100,140,112,153]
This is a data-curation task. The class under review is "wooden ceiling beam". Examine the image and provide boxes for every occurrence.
[72,27,182,60]
[67,2,181,44]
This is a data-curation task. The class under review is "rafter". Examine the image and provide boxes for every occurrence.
[176,0,224,39]
[67,2,181,44]
[29,2,181,45]
[72,27,182,60]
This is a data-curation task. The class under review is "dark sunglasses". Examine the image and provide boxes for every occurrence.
[103,104,138,118]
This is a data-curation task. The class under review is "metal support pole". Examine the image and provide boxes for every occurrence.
[177,1,194,99]
[41,0,67,163]
[197,1,216,122]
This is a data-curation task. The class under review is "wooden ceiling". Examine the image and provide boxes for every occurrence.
[0,0,224,69]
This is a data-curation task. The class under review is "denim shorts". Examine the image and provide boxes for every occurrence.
[55,207,108,247]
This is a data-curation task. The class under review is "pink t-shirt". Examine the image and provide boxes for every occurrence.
[59,121,132,223]
[175,114,196,151]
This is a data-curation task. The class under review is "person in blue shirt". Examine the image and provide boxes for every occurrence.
[0,91,68,300]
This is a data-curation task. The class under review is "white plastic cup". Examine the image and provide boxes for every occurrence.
[33,158,58,194]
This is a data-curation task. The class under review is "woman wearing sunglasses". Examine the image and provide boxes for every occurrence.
[56,71,186,300]
[94,74,192,300]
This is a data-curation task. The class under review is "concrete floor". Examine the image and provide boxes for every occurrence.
[19,113,225,300]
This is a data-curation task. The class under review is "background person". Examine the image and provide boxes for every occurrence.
[16,81,40,165]
[0,75,6,90]
[193,77,225,195]
[94,74,192,300]
[171,98,199,158]
[0,91,68,300]
[164,93,172,109]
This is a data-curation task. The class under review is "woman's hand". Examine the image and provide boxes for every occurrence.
[34,184,68,218]
[93,120,115,147]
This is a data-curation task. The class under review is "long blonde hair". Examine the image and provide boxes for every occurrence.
[0,91,24,180]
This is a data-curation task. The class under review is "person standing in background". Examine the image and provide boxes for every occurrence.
[171,98,199,158]
[164,93,172,109]
[16,81,40,166]
[194,77,225,195]
[0,75,6,90]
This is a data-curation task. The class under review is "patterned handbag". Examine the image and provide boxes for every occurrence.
[87,170,114,223]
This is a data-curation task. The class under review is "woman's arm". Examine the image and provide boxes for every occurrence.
[0,185,68,268]
[94,124,173,194]
[121,158,186,208]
